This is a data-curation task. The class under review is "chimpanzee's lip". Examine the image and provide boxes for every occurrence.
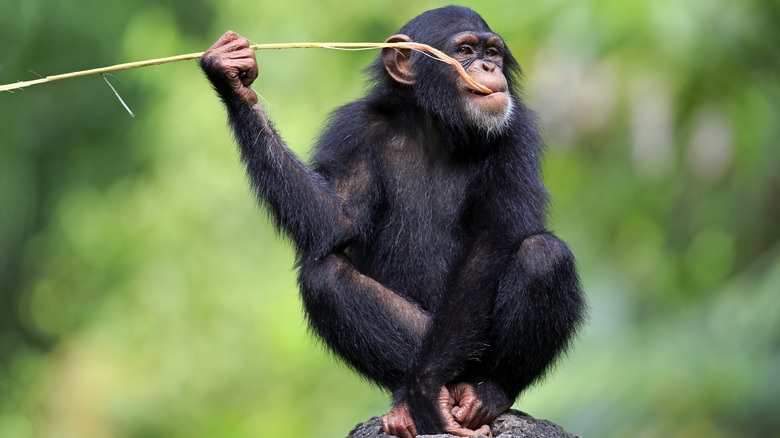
[466,87,506,97]
[463,80,506,96]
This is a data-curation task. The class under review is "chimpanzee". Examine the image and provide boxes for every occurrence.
[201,6,585,438]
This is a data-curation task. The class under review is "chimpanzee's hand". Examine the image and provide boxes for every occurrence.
[439,385,493,437]
[201,31,259,106]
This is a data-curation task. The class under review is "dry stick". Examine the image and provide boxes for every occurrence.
[0,42,493,94]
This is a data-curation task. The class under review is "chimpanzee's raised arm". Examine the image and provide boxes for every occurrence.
[201,31,358,259]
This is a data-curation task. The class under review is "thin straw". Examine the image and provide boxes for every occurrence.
[0,42,493,94]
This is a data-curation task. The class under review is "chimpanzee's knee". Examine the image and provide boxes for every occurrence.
[517,233,574,280]
[299,254,344,290]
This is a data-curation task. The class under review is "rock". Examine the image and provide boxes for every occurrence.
[347,409,580,438]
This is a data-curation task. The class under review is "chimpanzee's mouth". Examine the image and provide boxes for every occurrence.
[467,88,489,96]
[467,87,506,97]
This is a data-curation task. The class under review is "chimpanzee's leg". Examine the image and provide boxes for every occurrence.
[481,232,586,401]
[298,253,430,391]
[446,232,585,430]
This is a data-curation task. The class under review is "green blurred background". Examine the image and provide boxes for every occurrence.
[1,0,778,437]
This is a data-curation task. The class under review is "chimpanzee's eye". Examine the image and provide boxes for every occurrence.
[458,45,475,56]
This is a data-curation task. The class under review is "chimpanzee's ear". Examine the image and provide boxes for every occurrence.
[381,34,416,85]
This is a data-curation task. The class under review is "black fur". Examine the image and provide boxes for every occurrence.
[202,6,585,435]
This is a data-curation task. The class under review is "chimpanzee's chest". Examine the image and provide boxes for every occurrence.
[359,137,474,301]
[381,136,471,227]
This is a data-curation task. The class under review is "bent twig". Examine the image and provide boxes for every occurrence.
[0,42,492,94]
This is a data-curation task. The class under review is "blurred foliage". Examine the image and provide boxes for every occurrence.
[1,0,779,437]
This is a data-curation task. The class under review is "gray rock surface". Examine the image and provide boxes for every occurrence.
[347,410,580,438]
